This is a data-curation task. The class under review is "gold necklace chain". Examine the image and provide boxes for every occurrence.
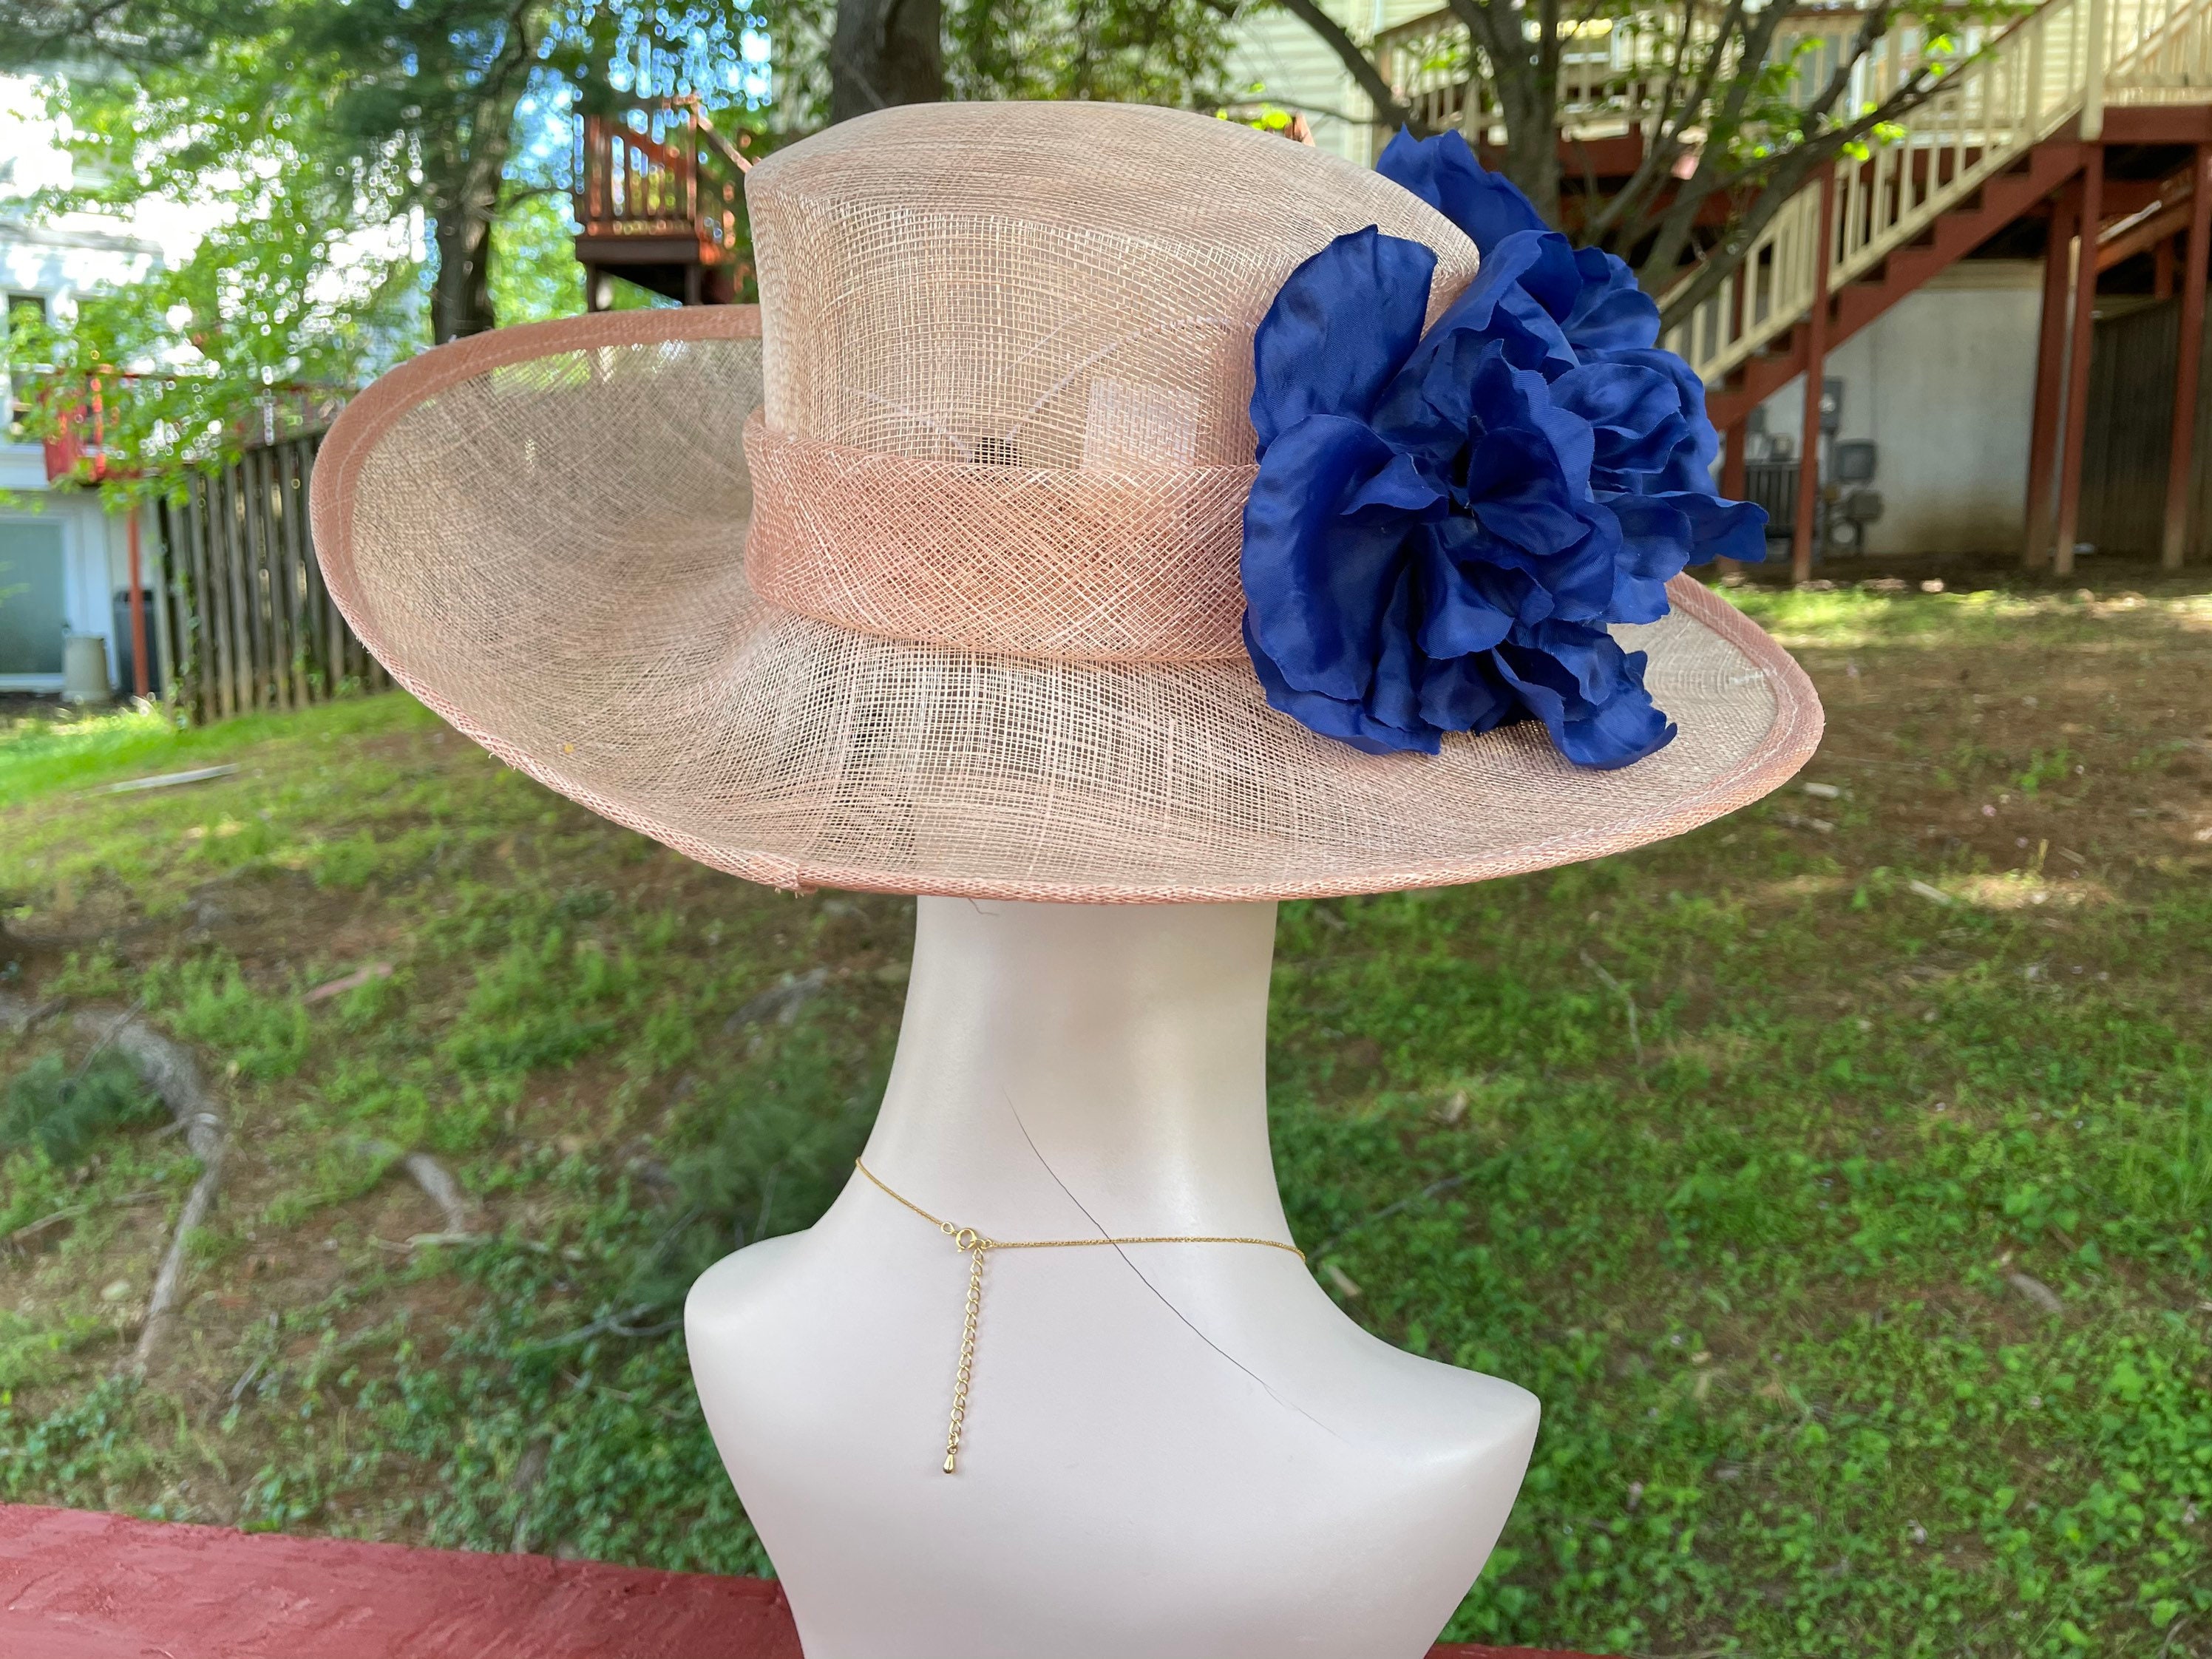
[852,1158,1305,1473]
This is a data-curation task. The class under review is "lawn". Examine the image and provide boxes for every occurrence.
[2,573,2209,1658]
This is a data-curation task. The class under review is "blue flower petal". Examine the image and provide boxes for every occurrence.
[1600,495,1694,620]
[1601,347,1722,472]
[1429,518,1557,625]
[1238,134,1765,772]
[1244,613,1439,756]
[1417,648,1516,732]
[1564,245,1662,354]
[1376,127,1545,253]
[1665,491,1771,566]
[1462,427,1590,555]
[1553,362,1690,477]
[1414,532,1515,659]
[1343,449,1448,521]
[1252,227,1437,450]
[1242,413,1412,702]
[1370,326,1493,467]
[1402,231,1583,379]
[1494,628,1677,768]
[1365,563,1430,733]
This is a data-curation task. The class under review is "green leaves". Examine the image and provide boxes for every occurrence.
[946,0,1233,106]
[4,47,415,509]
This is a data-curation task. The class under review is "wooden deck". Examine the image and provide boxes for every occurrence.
[0,1504,1595,1658]
[574,97,752,308]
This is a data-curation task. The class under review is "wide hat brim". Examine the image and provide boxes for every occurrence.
[313,308,1822,903]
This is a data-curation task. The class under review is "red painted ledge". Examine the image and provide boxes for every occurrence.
[0,1504,1593,1659]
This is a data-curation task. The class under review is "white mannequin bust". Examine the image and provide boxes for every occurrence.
[686,895,1538,1658]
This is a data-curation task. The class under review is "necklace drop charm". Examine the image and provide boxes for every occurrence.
[943,1241,988,1473]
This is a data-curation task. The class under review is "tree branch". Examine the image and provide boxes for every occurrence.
[1584,0,1723,245]
[1626,0,1785,280]
[1651,55,1955,326]
[1273,0,1424,135]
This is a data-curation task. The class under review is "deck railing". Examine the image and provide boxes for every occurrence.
[1662,0,2212,385]
[574,95,751,259]
[38,373,344,487]
[1375,10,1685,142]
[1377,0,2212,387]
[1373,5,1923,147]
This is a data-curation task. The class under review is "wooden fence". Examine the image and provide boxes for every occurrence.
[155,428,388,724]
[2080,296,2212,560]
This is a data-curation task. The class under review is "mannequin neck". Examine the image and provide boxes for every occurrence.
[852,896,1286,1243]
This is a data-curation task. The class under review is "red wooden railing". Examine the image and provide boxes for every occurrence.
[38,373,342,489]
[575,95,753,261]
[0,1504,1601,1659]
[39,371,125,486]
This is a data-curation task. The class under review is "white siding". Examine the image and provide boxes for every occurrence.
[1,73,193,691]
[1226,0,1443,165]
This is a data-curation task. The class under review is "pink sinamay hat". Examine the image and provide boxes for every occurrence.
[311,101,1821,903]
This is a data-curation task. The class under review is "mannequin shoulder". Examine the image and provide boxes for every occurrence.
[1277,1296,1541,1465]
[1300,1332,1539,1520]
[1378,1343,1541,1459]
[684,1231,819,1339]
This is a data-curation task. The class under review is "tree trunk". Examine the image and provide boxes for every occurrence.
[430,204,498,343]
[831,0,943,125]
[1494,95,1561,229]
[1449,0,1563,228]
[425,89,520,344]
[1500,0,1563,228]
[423,38,529,344]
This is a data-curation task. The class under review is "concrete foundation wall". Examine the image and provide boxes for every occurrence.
[1754,261,2045,557]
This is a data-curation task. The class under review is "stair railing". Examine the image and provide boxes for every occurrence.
[1374,7,1694,143]
[1367,0,2212,386]
[2105,0,2212,102]
[1663,0,2212,387]
[1663,0,2097,386]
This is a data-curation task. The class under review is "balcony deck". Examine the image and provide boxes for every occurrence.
[574,98,753,309]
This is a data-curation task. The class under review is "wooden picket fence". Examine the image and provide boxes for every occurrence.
[155,428,389,724]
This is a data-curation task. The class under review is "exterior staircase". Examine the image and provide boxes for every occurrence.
[1661,0,2212,426]
[1696,139,2093,430]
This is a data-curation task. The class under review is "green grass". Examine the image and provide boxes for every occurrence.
[1,575,2210,1657]
[0,695,429,804]
[1,1052,164,1168]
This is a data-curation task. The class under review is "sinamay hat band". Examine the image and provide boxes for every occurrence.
[743,412,1257,662]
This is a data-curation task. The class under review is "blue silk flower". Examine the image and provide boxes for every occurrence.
[1240,129,1768,767]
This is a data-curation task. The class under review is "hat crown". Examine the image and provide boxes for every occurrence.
[745,102,1478,471]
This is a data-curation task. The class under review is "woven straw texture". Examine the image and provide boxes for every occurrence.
[312,104,1822,903]
[738,102,1476,664]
